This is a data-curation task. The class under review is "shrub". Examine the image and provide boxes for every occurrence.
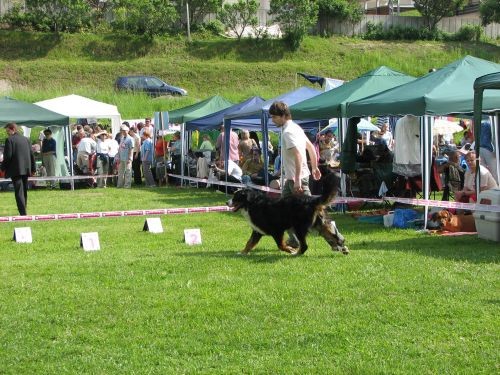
[203,20,225,36]
[452,24,483,42]
[362,22,443,41]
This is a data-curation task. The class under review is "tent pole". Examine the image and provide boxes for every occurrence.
[224,118,230,195]
[486,114,499,186]
[67,124,75,191]
[180,123,186,187]
[473,91,483,194]
[338,117,346,213]
[262,111,270,186]
[421,116,432,230]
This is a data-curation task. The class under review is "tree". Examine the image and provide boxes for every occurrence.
[480,0,500,26]
[413,0,467,31]
[269,0,319,50]
[109,0,178,38]
[173,0,223,27]
[317,0,363,23]
[25,0,94,32]
[217,0,259,41]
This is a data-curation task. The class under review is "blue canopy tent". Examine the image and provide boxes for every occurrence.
[153,95,233,185]
[222,86,324,185]
[185,96,265,131]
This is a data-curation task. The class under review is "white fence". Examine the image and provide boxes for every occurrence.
[0,0,23,16]
[318,15,500,39]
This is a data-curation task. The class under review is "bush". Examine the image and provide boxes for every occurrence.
[1,5,36,31]
[191,20,225,37]
[452,24,483,42]
[362,22,443,41]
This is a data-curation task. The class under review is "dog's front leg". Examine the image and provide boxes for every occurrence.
[240,231,262,254]
[317,220,349,255]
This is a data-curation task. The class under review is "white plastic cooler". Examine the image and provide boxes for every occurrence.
[473,188,500,242]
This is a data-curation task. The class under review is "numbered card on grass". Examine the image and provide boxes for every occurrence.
[13,227,32,243]
[184,228,202,245]
[80,232,100,251]
[143,218,163,233]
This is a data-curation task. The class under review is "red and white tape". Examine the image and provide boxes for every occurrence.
[0,206,231,223]
[1,173,498,223]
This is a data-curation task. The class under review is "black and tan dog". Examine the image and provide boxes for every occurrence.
[227,173,349,256]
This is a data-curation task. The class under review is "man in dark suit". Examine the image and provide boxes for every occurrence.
[1,123,36,216]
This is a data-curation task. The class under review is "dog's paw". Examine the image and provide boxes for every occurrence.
[290,249,304,256]
[238,250,250,256]
[339,245,349,255]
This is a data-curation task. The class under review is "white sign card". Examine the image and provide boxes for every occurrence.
[143,218,163,233]
[13,227,32,243]
[184,228,202,245]
[80,232,100,251]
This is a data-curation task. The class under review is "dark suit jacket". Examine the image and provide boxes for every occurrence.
[1,133,36,178]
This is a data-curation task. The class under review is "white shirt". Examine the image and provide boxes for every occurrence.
[282,119,309,181]
[227,159,242,181]
[107,139,119,157]
[77,137,96,154]
[394,115,420,165]
[464,165,498,191]
[97,138,112,155]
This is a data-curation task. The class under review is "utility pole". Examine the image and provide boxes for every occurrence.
[186,2,191,42]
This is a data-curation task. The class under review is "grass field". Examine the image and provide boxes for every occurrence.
[0,185,498,374]
[0,30,499,373]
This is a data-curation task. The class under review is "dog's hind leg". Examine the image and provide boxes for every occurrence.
[240,231,263,254]
[316,218,349,255]
[290,229,309,256]
[272,232,295,254]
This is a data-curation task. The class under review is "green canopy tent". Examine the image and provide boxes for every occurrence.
[346,56,500,225]
[166,95,233,124]
[0,97,71,187]
[156,95,233,185]
[290,66,416,200]
[347,56,500,117]
[0,96,68,127]
[291,66,416,120]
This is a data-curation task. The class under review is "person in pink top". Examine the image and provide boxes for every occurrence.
[216,124,240,164]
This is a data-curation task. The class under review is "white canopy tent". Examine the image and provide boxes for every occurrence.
[35,94,122,135]
[35,94,122,189]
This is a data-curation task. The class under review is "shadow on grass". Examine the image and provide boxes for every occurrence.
[84,34,155,61]
[175,246,346,263]
[355,234,499,264]
[441,41,500,62]
[0,31,62,60]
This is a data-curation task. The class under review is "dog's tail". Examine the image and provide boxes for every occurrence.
[319,172,341,206]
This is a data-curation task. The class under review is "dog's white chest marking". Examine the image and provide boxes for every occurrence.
[241,209,266,235]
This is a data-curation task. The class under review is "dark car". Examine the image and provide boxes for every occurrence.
[114,75,187,97]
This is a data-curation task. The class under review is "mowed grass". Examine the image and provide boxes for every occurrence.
[0,186,498,374]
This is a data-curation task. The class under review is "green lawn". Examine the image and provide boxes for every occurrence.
[0,186,498,374]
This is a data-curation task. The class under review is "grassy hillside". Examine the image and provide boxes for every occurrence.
[0,31,499,118]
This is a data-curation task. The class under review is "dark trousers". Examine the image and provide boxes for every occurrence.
[132,153,142,184]
[12,175,29,216]
[171,154,181,185]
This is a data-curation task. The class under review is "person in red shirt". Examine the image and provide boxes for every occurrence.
[154,134,167,185]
